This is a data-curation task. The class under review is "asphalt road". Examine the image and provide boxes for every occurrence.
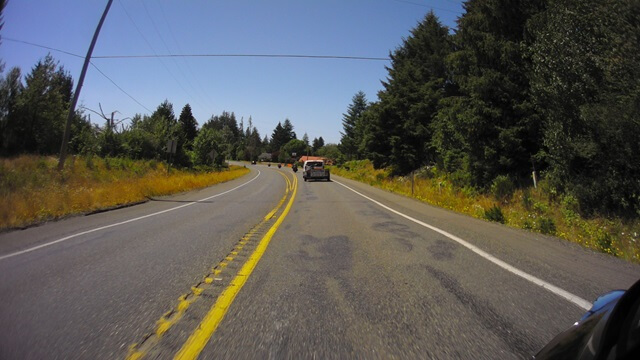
[1,164,639,359]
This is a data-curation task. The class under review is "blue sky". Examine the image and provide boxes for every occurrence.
[1,0,464,144]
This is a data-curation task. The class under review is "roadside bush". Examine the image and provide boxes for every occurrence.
[596,231,617,256]
[491,175,515,202]
[537,217,556,235]
[521,189,533,210]
[484,205,506,224]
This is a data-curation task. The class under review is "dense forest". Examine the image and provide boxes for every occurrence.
[2,0,639,218]
[338,0,640,217]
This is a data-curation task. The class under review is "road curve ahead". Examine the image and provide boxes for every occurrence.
[1,164,639,359]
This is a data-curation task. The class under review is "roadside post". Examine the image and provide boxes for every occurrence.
[411,170,415,196]
[166,139,177,174]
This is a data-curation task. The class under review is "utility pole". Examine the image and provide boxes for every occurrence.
[58,0,113,171]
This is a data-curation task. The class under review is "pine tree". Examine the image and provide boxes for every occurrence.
[312,137,324,154]
[432,0,546,186]
[339,91,368,160]
[12,54,73,154]
[178,104,198,150]
[282,118,296,140]
[0,67,23,154]
[365,12,453,174]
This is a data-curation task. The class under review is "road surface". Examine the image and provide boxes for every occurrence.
[1,164,639,359]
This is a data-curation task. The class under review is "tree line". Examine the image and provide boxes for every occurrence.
[338,0,640,217]
[0,55,337,168]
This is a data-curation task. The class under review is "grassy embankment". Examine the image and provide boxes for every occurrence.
[331,160,640,264]
[0,155,250,230]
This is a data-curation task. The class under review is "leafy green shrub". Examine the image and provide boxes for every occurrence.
[521,189,533,210]
[461,186,478,198]
[85,154,95,170]
[449,170,472,189]
[537,217,556,235]
[561,194,580,213]
[415,166,436,179]
[522,220,533,230]
[596,231,617,256]
[491,175,515,202]
[484,205,506,223]
[533,201,549,214]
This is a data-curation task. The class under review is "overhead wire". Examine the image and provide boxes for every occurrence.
[138,0,209,113]
[92,53,390,61]
[117,0,206,114]
[3,37,152,113]
[89,62,153,113]
[155,0,217,113]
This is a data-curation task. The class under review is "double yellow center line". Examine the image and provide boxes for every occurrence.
[127,169,297,360]
[175,171,297,359]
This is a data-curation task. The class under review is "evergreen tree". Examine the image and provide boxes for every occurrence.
[270,122,285,153]
[270,120,296,153]
[0,67,23,153]
[432,0,546,186]
[339,91,368,160]
[12,54,74,154]
[282,118,296,140]
[178,103,198,150]
[366,12,453,174]
[312,136,324,154]
[531,0,640,215]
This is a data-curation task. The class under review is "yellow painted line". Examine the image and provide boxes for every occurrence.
[126,167,295,360]
[277,170,292,191]
[263,179,290,221]
[275,169,293,192]
[174,176,298,360]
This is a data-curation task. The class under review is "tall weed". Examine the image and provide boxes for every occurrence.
[0,155,249,229]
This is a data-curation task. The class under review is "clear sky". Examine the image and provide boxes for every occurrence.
[1,0,464,144]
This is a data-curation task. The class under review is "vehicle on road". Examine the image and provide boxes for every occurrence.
[534,277,640,359]
[251,160,256,165]
[292,164,298,172]
[302,160,330,182]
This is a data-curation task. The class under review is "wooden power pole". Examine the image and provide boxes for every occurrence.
[58,0,113,170]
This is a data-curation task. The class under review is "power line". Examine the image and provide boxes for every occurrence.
[92,53,391,61]
[3,37,84,59]
[4,37,152,113]
[6,36,390,61]
[118,0,207,113]
[140,0,210,113]
[155,0,217,112]
[89,62,153,113]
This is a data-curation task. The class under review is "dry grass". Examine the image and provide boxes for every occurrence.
[0,155,250,230]
[331,160,640,263]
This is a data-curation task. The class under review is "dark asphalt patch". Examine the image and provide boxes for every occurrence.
[424,265,538,357]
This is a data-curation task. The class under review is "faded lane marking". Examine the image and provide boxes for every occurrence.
[333,179,592,311]
[0,171,262,262]
[174,174,298,360]
[126,173,292,360]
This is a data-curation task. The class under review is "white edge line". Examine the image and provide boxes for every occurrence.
[334,179,593,311]
[0,171,262,262]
